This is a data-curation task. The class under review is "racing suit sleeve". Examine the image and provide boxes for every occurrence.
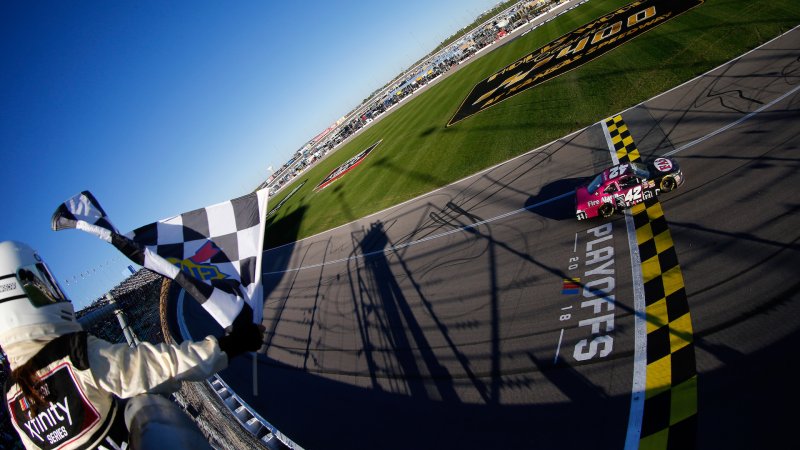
[85,335,228,398]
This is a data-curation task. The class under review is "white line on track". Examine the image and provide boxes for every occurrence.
[663,83,800,157]
[601,118,649,449]
[554,328,566,364]
[600,107,649,449]
[177,289,191,340]
[623,211,647,450]
[264,124,586,253]
[264,192,571,275]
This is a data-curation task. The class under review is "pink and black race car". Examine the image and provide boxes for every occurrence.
[575,157,684,220]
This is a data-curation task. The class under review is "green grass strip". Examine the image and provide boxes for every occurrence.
[265,0,800,248]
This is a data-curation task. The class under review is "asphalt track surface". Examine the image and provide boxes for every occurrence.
[179,27,800,450]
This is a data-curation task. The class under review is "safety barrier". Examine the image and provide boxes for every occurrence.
[176,289,304,450]
[206,374,300,450]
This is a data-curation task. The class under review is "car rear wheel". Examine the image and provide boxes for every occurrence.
[661,177,677,192]
[599,204,614,218]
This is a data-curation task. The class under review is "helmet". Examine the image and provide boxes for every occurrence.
[0,241,76,334]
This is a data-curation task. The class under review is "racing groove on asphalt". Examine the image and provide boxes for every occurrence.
[179,28,800,450]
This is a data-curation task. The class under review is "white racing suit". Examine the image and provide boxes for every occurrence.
[2,321,227,450]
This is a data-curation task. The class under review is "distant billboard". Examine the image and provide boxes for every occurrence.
[315,140,382,191]
[311,123,338,144]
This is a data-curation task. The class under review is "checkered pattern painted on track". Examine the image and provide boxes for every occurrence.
[605,115,698,449]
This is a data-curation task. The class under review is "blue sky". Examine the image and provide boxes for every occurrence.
[1,0,501,310]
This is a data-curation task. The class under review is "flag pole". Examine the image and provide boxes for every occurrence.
[253,352,258,396]
[252,188,269,398]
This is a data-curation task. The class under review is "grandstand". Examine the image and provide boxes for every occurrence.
[263,0,563,197]
[76,268,163,344]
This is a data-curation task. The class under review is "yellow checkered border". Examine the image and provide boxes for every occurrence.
[605,115,697,449]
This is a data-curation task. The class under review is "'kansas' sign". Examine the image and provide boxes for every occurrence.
[447,0,704,126]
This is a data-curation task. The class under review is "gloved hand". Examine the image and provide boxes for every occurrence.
[218,304,265,359]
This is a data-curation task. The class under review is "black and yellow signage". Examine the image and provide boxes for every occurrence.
[447,0,704,126]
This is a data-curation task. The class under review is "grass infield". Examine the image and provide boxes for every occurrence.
[264,0,800,248]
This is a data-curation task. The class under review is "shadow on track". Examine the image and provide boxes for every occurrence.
[242,213,626,450]
[525,177,590,221]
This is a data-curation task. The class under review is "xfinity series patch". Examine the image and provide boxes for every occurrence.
[8,363,100,449]
[447,0,704,126]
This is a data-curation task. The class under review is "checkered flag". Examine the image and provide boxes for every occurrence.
[52,190,119,236]
[52,190,269,328]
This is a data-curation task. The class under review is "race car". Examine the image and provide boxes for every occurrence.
[575,157,684,220]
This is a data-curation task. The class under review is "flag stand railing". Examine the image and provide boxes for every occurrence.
[175,288,303,450]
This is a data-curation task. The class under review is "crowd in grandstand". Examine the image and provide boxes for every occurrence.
[76,269,164,344]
